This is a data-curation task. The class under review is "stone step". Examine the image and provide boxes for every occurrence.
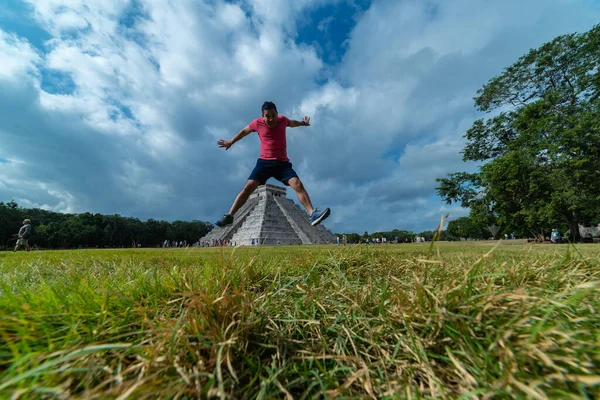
[199,184,335,246]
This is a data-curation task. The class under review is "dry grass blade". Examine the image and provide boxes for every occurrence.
[0,344,132,391]
[445,347,477,386]
[509,376,548,400]
[1,245,599,398]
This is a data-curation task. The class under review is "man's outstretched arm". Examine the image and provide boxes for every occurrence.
[217,126,252,150]
[288,116,311,128]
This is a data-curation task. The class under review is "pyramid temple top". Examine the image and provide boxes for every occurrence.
[250,184,287,199]
[199,182,336,245]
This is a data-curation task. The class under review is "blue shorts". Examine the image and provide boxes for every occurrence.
[248,158,298,185]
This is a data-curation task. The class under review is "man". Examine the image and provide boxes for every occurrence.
[214,101,330,227]
[551,229,561,244]
[14,219,32,252]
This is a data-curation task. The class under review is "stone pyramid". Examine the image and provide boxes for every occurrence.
[201,184,337,246]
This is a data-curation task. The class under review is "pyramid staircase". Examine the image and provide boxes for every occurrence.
[200,184,336,246]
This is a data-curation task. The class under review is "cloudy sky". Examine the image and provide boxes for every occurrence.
[0,0,599,234]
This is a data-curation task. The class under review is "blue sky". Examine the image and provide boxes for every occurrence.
[1,0,599,234]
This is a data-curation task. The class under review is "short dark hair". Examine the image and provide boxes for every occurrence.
[261,101,277,114]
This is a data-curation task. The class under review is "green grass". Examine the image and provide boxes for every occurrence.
[1,242,599,399]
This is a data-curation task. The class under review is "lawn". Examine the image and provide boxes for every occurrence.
[1,242,599,399]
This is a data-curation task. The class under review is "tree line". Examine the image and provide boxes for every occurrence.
[436,24,600,242]
[1,201,213,249]
[333,230,462,244]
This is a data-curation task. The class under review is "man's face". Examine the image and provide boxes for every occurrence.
[262,109,278,128]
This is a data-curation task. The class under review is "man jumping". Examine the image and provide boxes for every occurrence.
[214,101,330,228]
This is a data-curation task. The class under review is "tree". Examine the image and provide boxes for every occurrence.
[417,231,434,241]
[0,202,22,243]
[0,201,213,249]
[437,25,600,242]
[446,217,486,240]
[344,233,361,244]
[380,230,415,243]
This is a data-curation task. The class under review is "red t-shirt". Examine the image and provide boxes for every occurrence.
[248,115,290,162]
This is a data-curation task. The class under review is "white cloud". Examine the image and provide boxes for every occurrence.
[25,0,126,36]
[317,16,335,32]
[248,0,340,33]
[216,3,246,30]
[1,0,599,233]
[0,156,80,214]
[0,30,40,80]
[0,0,333,221]
[283,0,600,232]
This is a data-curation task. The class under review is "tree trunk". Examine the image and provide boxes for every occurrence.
[567,211,581,242]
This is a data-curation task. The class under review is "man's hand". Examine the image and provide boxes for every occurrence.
[289,117,311,127]
[218,126,251,149]
[217,139,233,150]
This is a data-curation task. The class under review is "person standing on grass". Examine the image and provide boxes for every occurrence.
[14,219,32,252]
[551,229,561,244]
[214,101,330,227]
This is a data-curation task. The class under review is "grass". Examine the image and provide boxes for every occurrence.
[0,242,599,399]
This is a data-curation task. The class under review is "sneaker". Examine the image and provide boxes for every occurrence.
[310,207,330,226]
[214,213,234,227]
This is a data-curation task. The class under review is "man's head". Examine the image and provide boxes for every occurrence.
[261,101,278,128]
[23,219,30,225]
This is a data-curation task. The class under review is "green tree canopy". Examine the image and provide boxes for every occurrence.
[437,24,600,241]
[446,217,488,240]
[0,202,213,249]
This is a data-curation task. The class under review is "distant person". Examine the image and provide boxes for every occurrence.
[214,101,330,228]
[14,219,32,252]
[336,236,340,246]
[551,229,561,244]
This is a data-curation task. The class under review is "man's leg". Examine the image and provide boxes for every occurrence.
[287,177,314,215]
[287,177,331,226]
[216,180,262,227]
[229,180,262,216]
